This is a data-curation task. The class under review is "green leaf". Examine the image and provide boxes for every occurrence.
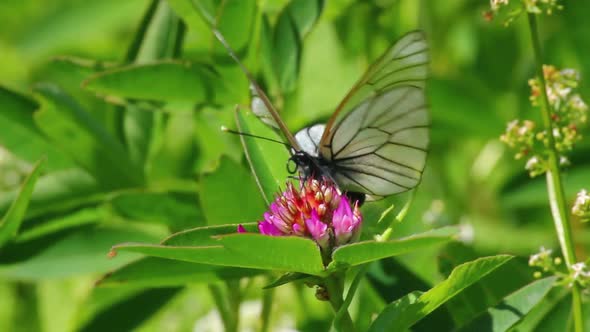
[167,0,256,57]
[16,207,104,243]
[369,255,514,331]
[0,168,102,219]
[273,11,301,93]
[330,227,459,268]
[284,0,324,38]
[124,0,160,62]
[110,191,204,231]
[163,223,259,246]
[78,288,181,332]
[270,0,323,94]
[0,159,44,247]
[212,0,257,57]
[0,86,70,170]
[193,107,242,173]
[166,0,210,35]
[263,272,312,289]
[112,233,326,276]
[200,157,267,225]
[122,0,183,166]
[437,243,534,326]
[148,112,198,180]
[217,233,324,273]
[97,257,261,287]
[235,109,290,204]
[32,84,144,189]
[0,226,162,280]
[521,290,590,332]
[508,288,569,332]
[15,0,144,60]
[456,277,556,332]
[83,62,218,106]
[133,0,181,62]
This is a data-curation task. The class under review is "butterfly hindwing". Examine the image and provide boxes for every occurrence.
[329,86,428,196]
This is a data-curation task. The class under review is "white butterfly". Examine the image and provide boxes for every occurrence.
[216,30,429,201]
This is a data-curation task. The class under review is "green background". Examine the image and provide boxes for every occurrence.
[0,0,588,331]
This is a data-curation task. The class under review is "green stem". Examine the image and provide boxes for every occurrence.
[379,191,415,242]
[332,265,370,330]
[208,284,237,332]
[259,287,274,332]
[227,280,241,332]
[527,13,584,332]
[325,274,356,332]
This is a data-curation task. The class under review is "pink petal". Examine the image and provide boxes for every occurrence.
[258,220,283,236]
[305,209,329,247]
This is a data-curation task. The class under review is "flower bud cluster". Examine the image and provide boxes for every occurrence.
[501,66,587,177]
[529,247,590,289]
[489,0,563,25]
[572,189,590,223]
[529,246,561,277]
[569,262,590,288]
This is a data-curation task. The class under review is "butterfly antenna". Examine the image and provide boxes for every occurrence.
[221,126,290,147]
[211,29,301,150]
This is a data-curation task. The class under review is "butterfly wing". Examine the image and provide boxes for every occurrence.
[212,29,301,150]
[319,31,429,196]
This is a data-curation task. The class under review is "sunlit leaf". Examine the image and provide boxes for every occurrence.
[0,159,44,248]
[235,109,290,204]
[0,87,70,169]
[456,277,556,332]
[0,227,162,280]
[109,191,204,231]
[330,227,459,269]
[200,157,267,225]
[369,255,513,331]
[97,257,261,287]
[273,12,300,93]
[32,83,144,189]
[0,168,101,219]
[112,233,326,276]
[83,62,218,106]
[436,243,534,326]
[163,223,258,246]
[148,112,198,181]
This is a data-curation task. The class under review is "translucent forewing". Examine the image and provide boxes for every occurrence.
[319,31,428,153]
[318,31,430,196]
[212,29,301,151]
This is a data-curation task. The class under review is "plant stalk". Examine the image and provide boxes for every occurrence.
[527,13,584,332]
[259,286,274,332]
[209,284,238,332]
[379,191,415,242]
[325,274,356,332]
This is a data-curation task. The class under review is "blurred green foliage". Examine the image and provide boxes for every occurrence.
[0,0,589,331]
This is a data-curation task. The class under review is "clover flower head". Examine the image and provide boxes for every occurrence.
[332,196,362,246]
[256,177,362,253]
